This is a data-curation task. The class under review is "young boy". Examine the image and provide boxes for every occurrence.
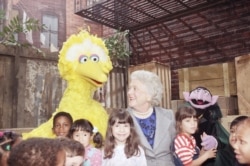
[232,117,250,166]
[52,112,73,138]
[229,116,248,147]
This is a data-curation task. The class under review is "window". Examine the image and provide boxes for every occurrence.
[87,0,101,7]
[41,14,58,51]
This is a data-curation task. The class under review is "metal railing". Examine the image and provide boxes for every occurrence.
[75,0,104,12]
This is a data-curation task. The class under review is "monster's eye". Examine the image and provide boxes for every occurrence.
[90,54,99,62]
[79,55,88,63]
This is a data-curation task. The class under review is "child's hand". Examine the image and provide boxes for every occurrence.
[201,148,217,159]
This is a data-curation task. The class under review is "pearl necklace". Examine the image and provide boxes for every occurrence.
[133,107,153,118]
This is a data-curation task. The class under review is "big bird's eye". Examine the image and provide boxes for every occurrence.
[79,55,88,63]
[90,54,99,62]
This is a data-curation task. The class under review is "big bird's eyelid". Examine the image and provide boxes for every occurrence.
[90,54,99,62]
[79,55,88,63]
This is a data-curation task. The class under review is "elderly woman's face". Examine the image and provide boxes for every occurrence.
[127,79,151,109]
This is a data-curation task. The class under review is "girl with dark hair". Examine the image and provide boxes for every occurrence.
[102,109,146,166]
[173,105,216,166]
[69,119,103,166]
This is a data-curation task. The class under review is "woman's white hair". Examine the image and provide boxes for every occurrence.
[130,70,163,106]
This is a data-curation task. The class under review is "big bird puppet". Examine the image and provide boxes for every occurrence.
[22,30,113,139]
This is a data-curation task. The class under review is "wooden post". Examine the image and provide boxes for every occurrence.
[223,63,230,97]
[183,68,190,92]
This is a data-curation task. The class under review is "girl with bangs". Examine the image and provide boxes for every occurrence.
[69,119,103,166]
[173,105,216,166]
[102,109,147,166]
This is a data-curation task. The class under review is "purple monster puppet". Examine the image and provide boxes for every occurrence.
[183,87,218,110]
[183,87,234,166]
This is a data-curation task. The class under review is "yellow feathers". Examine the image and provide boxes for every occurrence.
[22,31,113,139]
[58,31,112,83]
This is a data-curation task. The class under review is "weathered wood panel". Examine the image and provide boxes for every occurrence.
[178,62,237,99]
[235,54,250,115]
[22,59,65,126]
[0,56,14,128]
[101,65,128,109]
[0,44,66,128]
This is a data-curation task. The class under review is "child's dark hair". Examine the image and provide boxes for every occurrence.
[52,111,73,127]
[175,105,197,133]
[7,137,64,166]
[103,109,141,159]
[230,115,248,129]
[69,119,103,148]
[57,137,85,157]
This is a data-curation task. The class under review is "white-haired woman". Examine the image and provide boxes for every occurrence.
[127,70,176,166]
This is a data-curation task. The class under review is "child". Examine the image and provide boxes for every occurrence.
[102,109,147,166]
[229,115,248,146]
[69,119,103,166]
[7,137,65,166]
[229,115,248,166]
[57,137,85,166]
[52,111,73,138]
[173,105,216,166]
[232,117,250,166]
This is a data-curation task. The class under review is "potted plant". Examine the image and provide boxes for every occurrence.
[104,29,130,67]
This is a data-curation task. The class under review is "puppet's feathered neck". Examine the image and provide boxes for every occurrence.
[58,79,97,109]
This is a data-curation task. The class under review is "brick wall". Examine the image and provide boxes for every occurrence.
[9,0,104,50]
[12,0,66,49]
[103,25,116,38]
